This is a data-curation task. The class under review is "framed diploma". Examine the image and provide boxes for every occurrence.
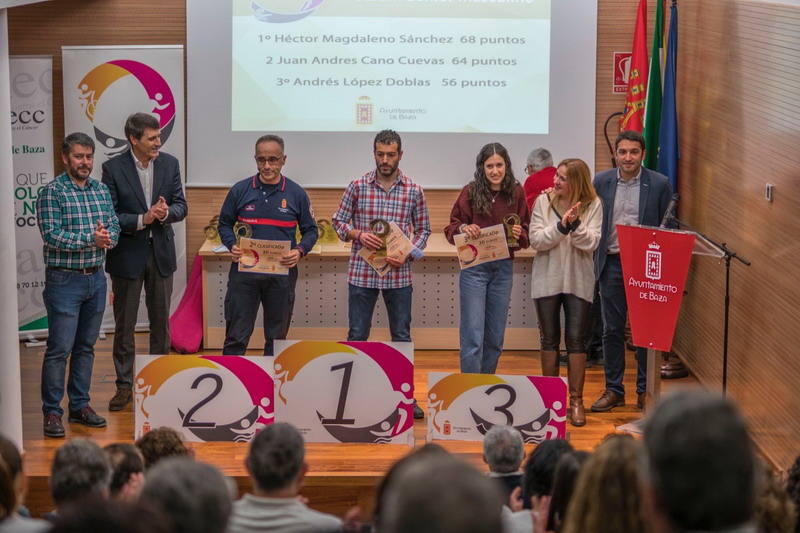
[238,237,290,275]
[453,224,510,270]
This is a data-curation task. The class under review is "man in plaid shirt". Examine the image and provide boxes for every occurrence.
[332,130,430,417]
[36,132,120,438]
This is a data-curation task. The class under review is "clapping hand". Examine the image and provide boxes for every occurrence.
[94,220,112,249]
[144,196,169,225]
[561,201,581,228]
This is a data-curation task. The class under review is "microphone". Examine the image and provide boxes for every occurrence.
[660,193,679,227]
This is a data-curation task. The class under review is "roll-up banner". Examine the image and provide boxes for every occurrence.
[61,45,186,329]
[11,56,53,336]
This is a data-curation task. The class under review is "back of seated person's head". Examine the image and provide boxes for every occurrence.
[546,450,590,533]
[373,443,450,529]
[643,389,757,532]
[754,462,796,533]
[0,435,22,512]
[245,422,305,495]
[104,443,145,500]
[51,438,112,508]
[786,455,800,531]
[522,438,574,503]
[50,497,168,533]
[140,457,231,533]
[135,427,191,469]
[483,425,525,474]
[381,454,504,533]
[562,434,645,533]
[0,457,14,521]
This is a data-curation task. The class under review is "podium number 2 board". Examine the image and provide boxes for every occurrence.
[427,372,568,443]
[274,340,415,445]
[134,355,274,442]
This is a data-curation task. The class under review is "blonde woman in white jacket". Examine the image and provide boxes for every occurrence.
[529,158,602,426]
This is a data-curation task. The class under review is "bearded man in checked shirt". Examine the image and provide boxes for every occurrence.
[36,133,121,438]
[332,130,431,418]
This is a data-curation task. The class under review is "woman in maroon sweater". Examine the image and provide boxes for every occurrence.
[444,143,530,373]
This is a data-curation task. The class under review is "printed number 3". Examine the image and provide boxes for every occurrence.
[485,384,516,426]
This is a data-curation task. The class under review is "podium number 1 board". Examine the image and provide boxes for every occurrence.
[134,355,274,442]
[427,372,567,443]
[273,340,415,445]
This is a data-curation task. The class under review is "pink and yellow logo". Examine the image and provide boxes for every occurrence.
[77,60,176,155]
[135,355,273,443]
[275,341,414,443]
[428,373,568,443]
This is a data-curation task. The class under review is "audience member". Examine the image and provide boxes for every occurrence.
[50,497,168,533]
[135,427,192,469]
[104,442,145,501]
[787,455,800,533]
[381,454,504,533]
[483,425,525,503]
[50,438,112,516]
[140,457,231,533]
[518,439,574,511]
[227,422,340,533]
[523,148,557,209]
[0,435,49,532]
[372,443,451,531]
[642,389,758,533]
[755,462,797,533]
[545,450,590,533]
[561,435,645,533]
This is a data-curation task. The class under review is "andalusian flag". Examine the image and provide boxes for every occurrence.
[620,0,648,132]
[643,0,666,169]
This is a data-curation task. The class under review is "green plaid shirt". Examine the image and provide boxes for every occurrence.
[37,173,120,269]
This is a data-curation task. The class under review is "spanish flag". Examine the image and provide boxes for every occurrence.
[621,0,649,132]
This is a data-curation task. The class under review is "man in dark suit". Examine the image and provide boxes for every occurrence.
[102,112,187,411]
[591,130,672,413]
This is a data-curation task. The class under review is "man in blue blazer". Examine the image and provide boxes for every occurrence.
[102,113,187,411]
[591,130,673,412]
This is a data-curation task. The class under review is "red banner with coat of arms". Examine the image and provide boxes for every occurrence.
[617,225,695,352]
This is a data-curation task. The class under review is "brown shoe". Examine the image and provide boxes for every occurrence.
[109,388,132,411]
[590,390,625,412]
[637,392,645,410]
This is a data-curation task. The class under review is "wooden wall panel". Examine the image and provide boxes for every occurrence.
[672,0,800,470]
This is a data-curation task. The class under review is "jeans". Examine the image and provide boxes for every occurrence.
[533,293,591,353]
[599,254,647,395]
[347,284,412,342]
[41,267,106,416]
[459,259,513,374]
[223,267,297,356]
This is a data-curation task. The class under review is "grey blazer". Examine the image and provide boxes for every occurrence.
[592,166,673,280]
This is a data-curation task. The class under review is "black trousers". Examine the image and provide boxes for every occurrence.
[533,293,591,353]
[223,266,298,356]
[111,248,172,389]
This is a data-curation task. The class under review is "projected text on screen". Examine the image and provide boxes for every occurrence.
[233,0,551,134]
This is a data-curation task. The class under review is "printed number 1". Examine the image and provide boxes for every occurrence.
[320,361,355,425]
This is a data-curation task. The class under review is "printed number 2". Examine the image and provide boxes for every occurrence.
[182,373,223,428]
[485,384,516,425]
[320,361,355,425]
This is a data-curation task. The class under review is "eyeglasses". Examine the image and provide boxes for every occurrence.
[255,156,283,166]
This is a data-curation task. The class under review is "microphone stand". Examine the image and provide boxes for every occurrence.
[668,215,751,395]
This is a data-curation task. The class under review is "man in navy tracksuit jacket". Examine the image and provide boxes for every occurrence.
[218,135,318,355]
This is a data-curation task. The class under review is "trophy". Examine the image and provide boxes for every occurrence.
[369,218,391,257]
[503,214,521,247]
[233,221,253,246]
[204,216,221,244]
[317,218,338,245]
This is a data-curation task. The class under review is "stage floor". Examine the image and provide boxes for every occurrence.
[17,334,696,518]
